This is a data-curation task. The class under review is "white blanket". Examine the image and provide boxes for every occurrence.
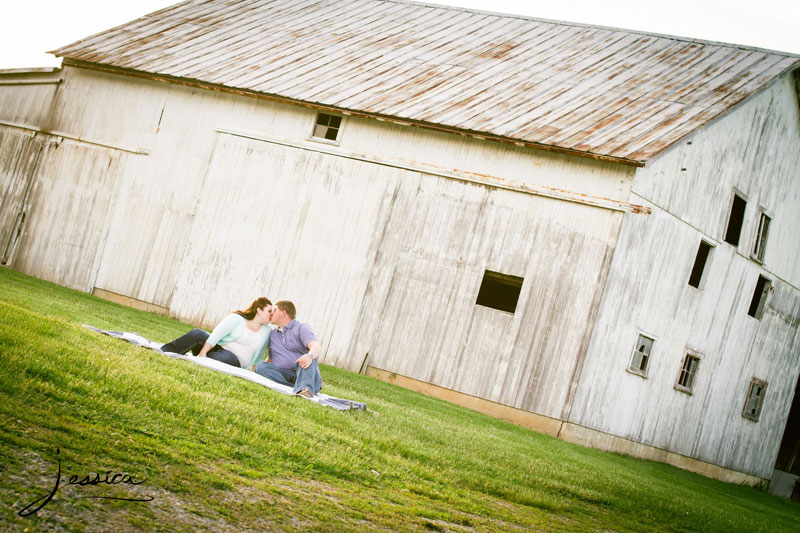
[83,325,366,411]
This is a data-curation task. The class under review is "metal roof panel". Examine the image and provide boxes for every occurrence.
[50,0,800,164]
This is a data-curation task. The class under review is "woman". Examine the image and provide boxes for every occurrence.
[161,297,272,370]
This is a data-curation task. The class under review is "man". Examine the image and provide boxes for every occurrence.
[255,300,322,398]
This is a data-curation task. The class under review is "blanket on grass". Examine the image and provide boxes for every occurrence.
[84,325,366,411]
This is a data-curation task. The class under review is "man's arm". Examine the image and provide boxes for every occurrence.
[296,340,321,369]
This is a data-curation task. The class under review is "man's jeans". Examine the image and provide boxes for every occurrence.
[255,359,322,395]
[160,328,240,368]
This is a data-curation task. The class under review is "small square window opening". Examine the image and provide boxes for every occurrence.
[742,378,767,421]
[747,275,772,319]
[724,192,747,246]
[312,112,342,141]
[475,270,523,313]
[751,210,771,263]
[688,240,714,288]
[675,353,700,394]
[628,334,654,377]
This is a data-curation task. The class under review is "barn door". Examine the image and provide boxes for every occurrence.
[0,130,46,265]
[0,127,125,291]
[347,172,498,383]
[774,372,800,499]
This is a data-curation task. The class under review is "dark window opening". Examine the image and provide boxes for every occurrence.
[742,378,767,421]
[675,353,700,393]
[628,334,654,377]
[774,372,800,475]
[747,275,771,319]
[724,193,746,246]
[688,240,713,288]
[476,270,523,313]
[312,112,342,141]
[752,211,771,263]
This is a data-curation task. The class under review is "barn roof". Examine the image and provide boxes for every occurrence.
[51,0,800,166]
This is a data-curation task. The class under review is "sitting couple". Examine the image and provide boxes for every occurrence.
[161,298,322,399]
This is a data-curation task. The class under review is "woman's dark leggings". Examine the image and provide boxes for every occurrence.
[160,328,240,368]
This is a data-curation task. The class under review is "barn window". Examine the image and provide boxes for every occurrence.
[674,352,700,394]
[627,333,654,378]
[747,275,771,319]
[742,378,767,421]
[688,240,714,289]
[751,209,771,263]
[312,112,342,142]
[475,270,523,313]
[723,192,747,246]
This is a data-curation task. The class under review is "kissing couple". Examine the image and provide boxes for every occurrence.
[161,298,322,399]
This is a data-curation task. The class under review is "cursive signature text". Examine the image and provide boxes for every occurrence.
[18,449,154,517]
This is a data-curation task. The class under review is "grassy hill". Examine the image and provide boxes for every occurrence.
[1,268,799,531]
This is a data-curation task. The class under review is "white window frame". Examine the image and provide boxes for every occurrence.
[674,349,701,395]
[750,207,772,263]
[626,332,655,378]
[310,111,344,145]
[688,240,714,290]
[747,275,772,320]
[723,188,748,248]
[742,378,767,422]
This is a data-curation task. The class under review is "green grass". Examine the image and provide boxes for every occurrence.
[1,267,799,531]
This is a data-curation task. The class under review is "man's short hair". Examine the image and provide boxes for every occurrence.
[275,300,296,320]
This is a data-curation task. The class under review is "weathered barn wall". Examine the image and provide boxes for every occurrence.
[570,72,800,478]
[0,69,127,291]
[1,130,41,263]
[0,68,62,127]
[165,123,628,418]
[0,64,636,421]
[0,70,62,259]
[165,130,413,358]
[6,139,123,291]
[348,173,623,419]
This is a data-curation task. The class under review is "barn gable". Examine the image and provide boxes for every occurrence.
[570,71,800,480]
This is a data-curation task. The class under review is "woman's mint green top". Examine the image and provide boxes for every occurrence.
[207,313,270,368]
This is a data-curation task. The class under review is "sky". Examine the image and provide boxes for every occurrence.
[0,0,798,70]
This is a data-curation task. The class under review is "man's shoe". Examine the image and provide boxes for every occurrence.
[297,388,313,399]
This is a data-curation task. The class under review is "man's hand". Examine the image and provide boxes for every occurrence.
[296,353,313,369]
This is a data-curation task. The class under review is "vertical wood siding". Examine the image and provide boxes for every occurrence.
[349,173,622,417]
[5,139,122,291]
[570,73,800,478]
[628,74,800,288]
[0,130,44,263]
[166,131,409,338]
[0,73,61,128]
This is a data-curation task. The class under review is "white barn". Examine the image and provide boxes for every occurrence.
[1,0,799,489]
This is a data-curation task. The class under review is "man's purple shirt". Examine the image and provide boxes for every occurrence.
[269,319,317,369]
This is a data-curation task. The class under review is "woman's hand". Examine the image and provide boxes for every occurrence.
[197,342,214,358]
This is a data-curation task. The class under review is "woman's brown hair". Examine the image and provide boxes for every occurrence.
[234,297,272,320]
